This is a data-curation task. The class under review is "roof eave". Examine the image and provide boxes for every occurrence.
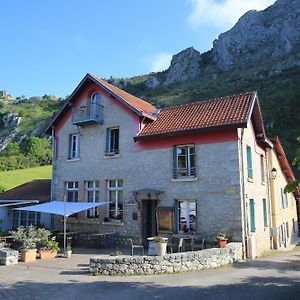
[134,122,246,141]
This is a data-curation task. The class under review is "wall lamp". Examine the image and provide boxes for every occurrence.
[271,167,277,179]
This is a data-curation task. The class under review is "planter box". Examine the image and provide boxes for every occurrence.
[20,249,37,262]
[39,250,58,259]
[148,241,167,256]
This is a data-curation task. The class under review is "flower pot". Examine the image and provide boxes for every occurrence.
[20,249,37,262]
[39,250,58,259]
[155,242,167,256]
[217,238,228,248]
[65,250,72,258]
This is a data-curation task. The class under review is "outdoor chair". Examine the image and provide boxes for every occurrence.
[191,235,205,251]
[167,237,184,253]
[0,237,11,248]
[128,238,144,256]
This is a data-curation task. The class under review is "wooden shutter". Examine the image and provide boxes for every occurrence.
[262,198,267,227]
[105,128,110,153]
[174,200,179,233]
[68,134,72,159]
[249,199,255,232]
[246,146,253,178]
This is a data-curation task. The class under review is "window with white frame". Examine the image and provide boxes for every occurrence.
[173,145,196,178]
[105,127,119,155]
[90,92,101,119]
[66,181,79,202]
[279,188,288,209]
[68,134,80,159]
[11,210,41,229]
[107,180,123,221]
[177,200,197,233]
[85,181,100,218]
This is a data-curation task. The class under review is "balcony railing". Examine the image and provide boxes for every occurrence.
[173,167,196,179]
[72,104,103,125]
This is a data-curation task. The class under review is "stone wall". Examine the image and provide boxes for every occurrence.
[89,242,242,276]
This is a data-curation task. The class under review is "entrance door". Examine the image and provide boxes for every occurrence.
[142,200,157,246]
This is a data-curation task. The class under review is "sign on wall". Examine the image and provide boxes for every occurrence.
[156,207,174,233]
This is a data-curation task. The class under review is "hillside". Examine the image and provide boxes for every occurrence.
[0,165,51,192]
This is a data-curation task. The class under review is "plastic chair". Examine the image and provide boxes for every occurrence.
[128,238,144,256]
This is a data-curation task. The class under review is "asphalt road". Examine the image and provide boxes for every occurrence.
[0,247,300,300]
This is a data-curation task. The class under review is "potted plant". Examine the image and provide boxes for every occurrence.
[65,243,72,258]
[216,232,228,248]
[153,236,168,256]
[39,239,60,259]
[10,225,37,262]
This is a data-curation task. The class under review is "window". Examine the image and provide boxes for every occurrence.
[90,92,101,119]
[279,188,288,209]
[246,145,253,179]
[249,199,255,232]
[173,145,196,178]
[85,181,100,218]
[176,200,197,233]
[107,180,123,222]
[66,181,79,202]
[286,222,289,238]
[260,155,265,184]
[106,127,119,155]
[262,198,268,227]
[68,134,80,159]
[11,210,41,229]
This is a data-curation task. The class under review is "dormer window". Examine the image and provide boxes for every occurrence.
[72,91,103,125]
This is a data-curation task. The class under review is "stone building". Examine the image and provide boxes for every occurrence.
[46,73,299,258]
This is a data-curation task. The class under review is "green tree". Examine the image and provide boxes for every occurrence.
[25,137,52,165]
[3,142,21,156]
[285,137,300,193]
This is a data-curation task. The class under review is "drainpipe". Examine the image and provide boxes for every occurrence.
[239,128,248,259]
[50,127,56,230]
[265,148,273,249]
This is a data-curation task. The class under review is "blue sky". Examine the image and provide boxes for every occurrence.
[0,0,275,98]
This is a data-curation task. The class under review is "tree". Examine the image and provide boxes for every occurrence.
[3,142,21,156]
[285,137,300,193]
[25,137,52,165]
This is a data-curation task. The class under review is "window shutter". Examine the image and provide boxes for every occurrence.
[105,128,110,153]
[174,200,179,233]
[77,135,80,158]
[173,146,178,178]
[262,199,267,227]
[278,188,283,209]
[249,199,255,232]
[68,134,72,159]
[246,146,253,178]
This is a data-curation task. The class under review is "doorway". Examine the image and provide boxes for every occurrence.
[142,200,158,246]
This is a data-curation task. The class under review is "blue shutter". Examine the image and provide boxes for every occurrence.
[105,128,110,154]
[249,199,255,232]
[174,200,179,233]
[68,134,72,159]
[246,146,253,179]
[77,134,80,158]
[173,146,178,178]
[262,199,267,227]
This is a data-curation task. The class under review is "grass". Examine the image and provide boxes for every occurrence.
[0,165,52,191]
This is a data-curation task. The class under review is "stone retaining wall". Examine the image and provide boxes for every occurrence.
[90,242,242,276]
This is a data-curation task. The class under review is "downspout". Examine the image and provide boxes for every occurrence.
[239,128,248,259]
[51,127,56,230]
[265,148,273,249]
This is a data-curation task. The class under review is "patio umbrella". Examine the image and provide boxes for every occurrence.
[14,200,110,256]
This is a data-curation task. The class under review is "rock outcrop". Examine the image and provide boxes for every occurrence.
[212,0,300,71]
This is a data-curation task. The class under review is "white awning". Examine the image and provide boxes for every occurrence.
[14,201,109,217]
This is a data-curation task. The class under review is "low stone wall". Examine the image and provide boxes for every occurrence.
[0,248,19,266]
[90,242,242,276]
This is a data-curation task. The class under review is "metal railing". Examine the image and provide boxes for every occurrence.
[72,103,103,125]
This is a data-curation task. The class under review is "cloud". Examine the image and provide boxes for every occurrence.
[149,52,173,72]
[187,0,276,29]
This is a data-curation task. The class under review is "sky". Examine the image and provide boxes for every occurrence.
[0,0,275,98]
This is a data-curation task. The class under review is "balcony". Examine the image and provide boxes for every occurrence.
[72,104,103,126]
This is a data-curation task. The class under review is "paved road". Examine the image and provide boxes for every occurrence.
[0,247,300,300]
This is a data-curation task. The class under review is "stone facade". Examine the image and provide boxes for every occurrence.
[0,248,19,266]
[89,242,242,276]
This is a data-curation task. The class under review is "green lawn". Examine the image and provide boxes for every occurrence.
[0,165,52,191]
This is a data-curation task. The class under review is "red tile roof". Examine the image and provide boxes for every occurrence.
[136,92,255,139]
[90,75,157,117]
[0,180,51,203]
[271,137,300,198]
